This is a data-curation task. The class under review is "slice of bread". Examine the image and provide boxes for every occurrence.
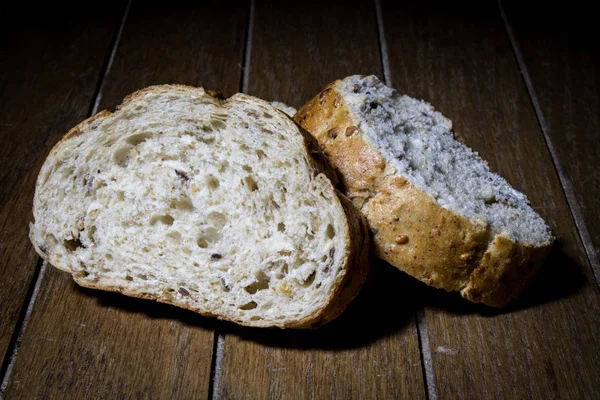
[295,75,554,307]
[30,85,369,328]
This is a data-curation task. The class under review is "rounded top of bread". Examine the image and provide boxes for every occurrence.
[30,85,368,328]
[337,75,552,246]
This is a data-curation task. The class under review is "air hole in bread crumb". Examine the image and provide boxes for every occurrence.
[218,161,229,172]
[61,166,75,179]
[182,247,192,255]
[326,224,335,239]
[263,112,273,119]
[211,119,226,129]
[45,234,58,248]
[245,176,259,192]
[256,149,266,159]
[125,132,154,146]
[137,274,147,280]
[125,275,133,281]
[103,136,118,147]
[150,215,174,226]
[239,301,258,310]
[250,316,261,321]
[208,212,227,229]
[64,238,84,252]
[244,271,270,294]
[242,165,252,172]
[170,196,194,211]
[301,271,316,287]
[167,231,182,243]
[199,136,215,145]
[197,238,208,248]
[200,227,222,245]
[106,254,113,261]
[275,262,289,280]
[240,143,250,151]
[84,149,96,163]
[117,191,125,201]
[277,222,286,232]
[113,146,133,167]
[206,175,220,189]
[87,226,97,243]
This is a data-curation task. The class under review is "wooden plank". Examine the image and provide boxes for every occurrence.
[218,1,426,398]
[0,2,124,369]
[2,2,249,398]
[502,0,600,283]
[220,263,426,399]
[380,1,600,398]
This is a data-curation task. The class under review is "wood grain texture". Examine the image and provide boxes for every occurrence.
[0,2,123,368]
[503,0,600,281]
[3,1,249,398]
[221,263,426,399]
[380,1,600,398]
[219,1,426,398]
[96,1,248,106]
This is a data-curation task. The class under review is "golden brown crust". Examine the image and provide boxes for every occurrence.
[461,236,552,307]
[295,80,553,308]
[286,191,370,328]
[366,175,489,292]
[32,85,369,328]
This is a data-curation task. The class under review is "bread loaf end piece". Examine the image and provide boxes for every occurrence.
[295,75,554,307]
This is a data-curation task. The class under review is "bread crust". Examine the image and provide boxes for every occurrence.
[295,80,553,307]
[30,85,369,328]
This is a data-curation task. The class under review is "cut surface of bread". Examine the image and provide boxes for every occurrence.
[295,75,554,307]
[30,85,369,328]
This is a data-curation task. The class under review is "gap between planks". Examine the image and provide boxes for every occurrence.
[208,1,255,399]
[90,0,132,116]
[374,1,438,399]
[0,2,132,396]
[498,0,600,287]
[0,261,46,396]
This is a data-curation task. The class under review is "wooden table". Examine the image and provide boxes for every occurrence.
[1,1,598,398]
